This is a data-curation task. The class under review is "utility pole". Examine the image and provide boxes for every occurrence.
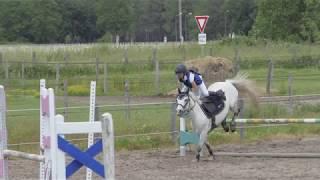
[179,0,183,44]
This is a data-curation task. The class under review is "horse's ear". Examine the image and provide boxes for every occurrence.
[178,88,181,94]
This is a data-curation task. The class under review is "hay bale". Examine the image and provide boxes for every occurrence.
[184,56,234,85]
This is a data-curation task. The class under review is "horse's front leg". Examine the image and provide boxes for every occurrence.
[205,142,215,160]
[196,130,209,162]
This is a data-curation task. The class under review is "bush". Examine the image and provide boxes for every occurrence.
[67,85,90,96]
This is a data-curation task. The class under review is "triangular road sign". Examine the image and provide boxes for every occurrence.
[195,16,209,33]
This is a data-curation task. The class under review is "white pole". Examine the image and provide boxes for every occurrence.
[180,117,186,156]
[101,113,115,180]
[86,81,96,180]
[0,85,8,180]
[39,79,48,180]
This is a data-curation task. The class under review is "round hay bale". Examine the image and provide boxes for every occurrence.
[184,56,234,85]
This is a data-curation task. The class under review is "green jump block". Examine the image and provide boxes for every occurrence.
[180,131,199,145]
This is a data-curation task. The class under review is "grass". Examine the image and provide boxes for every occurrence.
[2,39,320,152]
[5,94,320,152]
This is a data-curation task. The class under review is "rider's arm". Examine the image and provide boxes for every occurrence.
[191,81,198,93]
[188,73,198,93]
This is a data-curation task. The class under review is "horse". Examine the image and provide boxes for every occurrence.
[176,73,258,161]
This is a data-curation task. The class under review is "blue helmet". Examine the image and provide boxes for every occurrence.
[175,64,187,74]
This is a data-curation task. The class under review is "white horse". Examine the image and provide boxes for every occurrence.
[176,73,258,161]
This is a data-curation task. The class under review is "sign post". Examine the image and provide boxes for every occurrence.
[195,15,209,45]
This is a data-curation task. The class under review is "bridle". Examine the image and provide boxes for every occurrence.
[176,92,196,114]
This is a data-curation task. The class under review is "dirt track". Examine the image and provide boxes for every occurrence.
[8,137,320,180]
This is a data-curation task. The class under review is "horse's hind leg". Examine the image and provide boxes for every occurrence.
[221,118,229,132]
[230,109,240,132]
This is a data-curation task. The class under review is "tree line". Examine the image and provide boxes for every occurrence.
[0,0,319,43]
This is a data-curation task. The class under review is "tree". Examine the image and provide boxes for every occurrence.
[252,0,306,41]
[56,0,98,43]
[96,0,134,42]
[29,0,62,43]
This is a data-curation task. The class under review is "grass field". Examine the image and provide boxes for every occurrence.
[5,94,320,152]
[2,38,320,152]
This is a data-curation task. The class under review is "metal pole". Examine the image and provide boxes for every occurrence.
[178,0,183,44]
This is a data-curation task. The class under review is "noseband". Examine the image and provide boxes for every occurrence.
[176,93,196,114]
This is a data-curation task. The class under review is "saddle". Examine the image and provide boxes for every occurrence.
[200,90,226,119]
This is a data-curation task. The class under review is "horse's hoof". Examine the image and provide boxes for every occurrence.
[196,154,200,162]
[208,155,215,161]
[230,122,236,132]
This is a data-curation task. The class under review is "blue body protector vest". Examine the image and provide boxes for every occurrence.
[179,71,203,88]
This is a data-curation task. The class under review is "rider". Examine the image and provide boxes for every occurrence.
[175,64,208,98]
[175,64,227,130]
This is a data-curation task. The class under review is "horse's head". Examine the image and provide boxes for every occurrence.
[176,88,191,117]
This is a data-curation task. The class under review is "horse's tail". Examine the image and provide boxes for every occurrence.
[226,72,259,105]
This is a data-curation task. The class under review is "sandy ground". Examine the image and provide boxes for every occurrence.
[8,137,320,180]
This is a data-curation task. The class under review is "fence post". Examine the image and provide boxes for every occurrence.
[104,63,108,94]
[155,59,160,95]
[32,51,36,65]
[5,60,8,81]
[234,48,240,75]
[124,80,130,122]
[95,58,99,83]
[0,52,3,66]
[238,99,245,141]
[152,48,157,66]
[124,48,128,64]
[171,103,177,143]
[21,61,25,93]
[266,59,273,96]
[55,63,60,93]
[288,75,293,115]
[209,47,213,56]
[64,52,68,65]
[64,80,68,121]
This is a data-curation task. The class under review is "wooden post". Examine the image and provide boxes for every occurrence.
[0,52,3,66]
[124,80,130,122]
[5,60,8,81]
[124,48,128,64]
[104,63,108,94]
[155,60,160,95]
[266,59,273,96]
[64,52,68,65]
[152,48,157,66]
[171,103,177,143]
[238,99,245,141]
[64,80,68,121]
[101,113,115,180]
[234,48,240,75]
[21,61,25,92]
[32,51,36,65]
[288,75,293,115]
[55,63,60,93]
[95,58,99,83]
